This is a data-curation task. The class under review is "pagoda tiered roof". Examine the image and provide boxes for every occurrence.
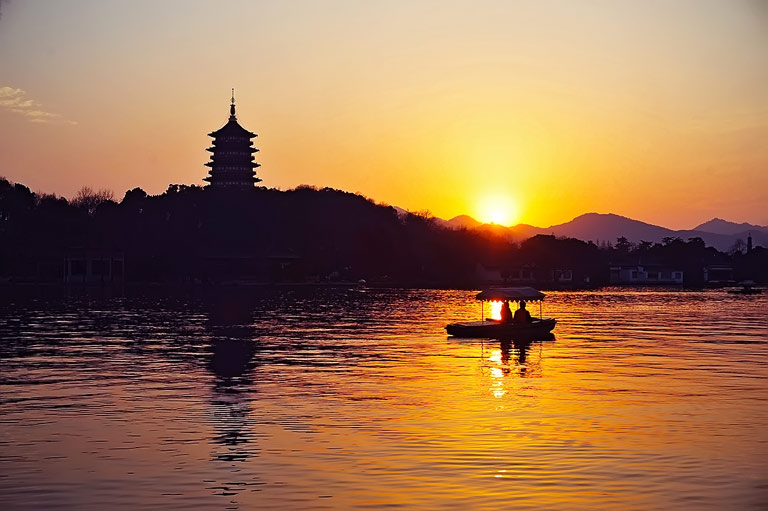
[208,118,256,138]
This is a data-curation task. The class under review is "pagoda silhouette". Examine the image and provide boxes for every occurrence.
[204,90,261,188]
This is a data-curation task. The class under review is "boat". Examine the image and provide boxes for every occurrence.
[446,287,557,339]
[727,281,762,295]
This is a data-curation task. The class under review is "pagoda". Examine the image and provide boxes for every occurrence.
[204,90,261,188]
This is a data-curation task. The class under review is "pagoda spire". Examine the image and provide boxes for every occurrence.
[229,88,236,120]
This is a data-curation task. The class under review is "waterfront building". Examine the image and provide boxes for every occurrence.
[64,250,125,284]
[609,264,683,285]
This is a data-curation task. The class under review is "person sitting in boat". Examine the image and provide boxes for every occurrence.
[514,300,532,324]
[499,301,513,323]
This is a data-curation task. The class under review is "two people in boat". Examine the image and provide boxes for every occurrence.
[500,300,532,324]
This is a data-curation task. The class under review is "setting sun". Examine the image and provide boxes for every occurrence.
[477,195,521,226]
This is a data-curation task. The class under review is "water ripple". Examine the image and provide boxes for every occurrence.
[0,287,766,510]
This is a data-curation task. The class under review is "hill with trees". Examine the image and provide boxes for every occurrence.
[1,177,766,286]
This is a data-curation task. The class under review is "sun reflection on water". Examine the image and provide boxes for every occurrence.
[487,348,508,398]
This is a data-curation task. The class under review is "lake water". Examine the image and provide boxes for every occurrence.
[0,287,766,510]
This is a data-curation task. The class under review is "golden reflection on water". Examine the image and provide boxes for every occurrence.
[0,288,766,510]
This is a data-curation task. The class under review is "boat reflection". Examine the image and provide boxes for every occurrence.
[502,333,554,366]
[478,333,554,382]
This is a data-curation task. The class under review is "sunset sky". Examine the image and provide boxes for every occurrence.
[1,0,766,229]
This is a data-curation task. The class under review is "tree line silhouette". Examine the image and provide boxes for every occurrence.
[1,177,765,286]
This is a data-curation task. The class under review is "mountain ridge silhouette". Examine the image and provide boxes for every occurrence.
[436,212,767,251]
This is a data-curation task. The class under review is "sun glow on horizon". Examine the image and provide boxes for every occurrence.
[489,300,503,320]
[477,195,522,226]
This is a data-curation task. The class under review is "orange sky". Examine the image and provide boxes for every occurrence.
[1,1,766,229]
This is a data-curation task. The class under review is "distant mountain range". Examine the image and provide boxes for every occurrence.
[432,212,768,252]
[691,218,767,236]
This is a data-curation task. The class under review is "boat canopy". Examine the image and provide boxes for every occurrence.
[475,287,546,302]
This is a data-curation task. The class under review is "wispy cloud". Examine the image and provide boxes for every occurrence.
[0,0,9,22]
[0,86,78,125]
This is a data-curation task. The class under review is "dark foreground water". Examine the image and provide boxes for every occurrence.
[0,287,766,510]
